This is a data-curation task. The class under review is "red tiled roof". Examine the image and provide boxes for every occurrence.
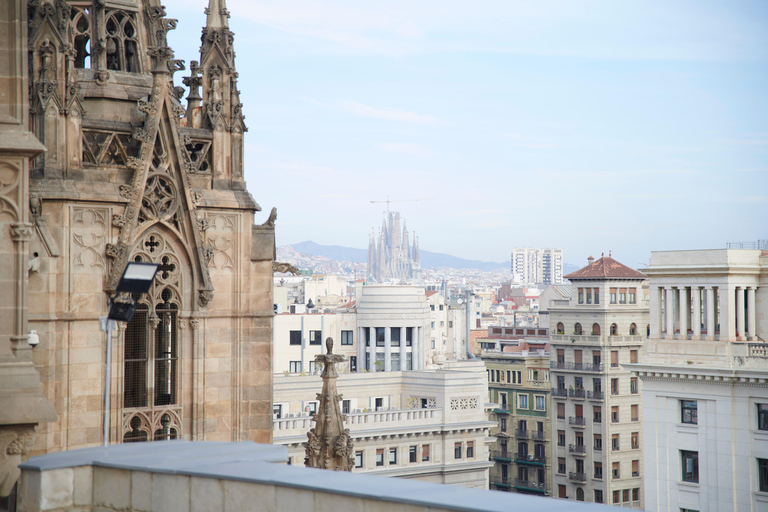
[425,291,439,298]
[564,256,647,280]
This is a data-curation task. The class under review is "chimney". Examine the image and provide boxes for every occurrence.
[587,255,594,264]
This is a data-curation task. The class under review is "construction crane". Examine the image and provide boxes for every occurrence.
[370,196,428,214]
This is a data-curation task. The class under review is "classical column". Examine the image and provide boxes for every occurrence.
[720,286,736,341]
[679,286,689,340]
[400,327,406,371]
[665,286,676,340]
[384,326,391,372]
[735,286,745,340]
[747,287,757,339]
[692,287,702,340]
[651,286,663,339]
[705,286,716,341]
[367,327,375,371]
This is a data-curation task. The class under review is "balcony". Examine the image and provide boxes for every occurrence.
[569,389,585,399]
[569,416,585,427]
[491,450,512,462]
[612,472,620,480]
[491,477,512,488]
[514,479,547,493]
[587,391,604,400]
[568,471,587,483]
[568,444,586,455]
[631,416,639,422]
[530,430,547,441]
[632,471,640,477]
[551,388,568,398]
[550,361,603,372]
[515,453,547,465]
[493,404,511,414]
[515,429,529,439]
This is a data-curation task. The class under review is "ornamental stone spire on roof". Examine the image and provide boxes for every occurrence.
[304,337,354,471]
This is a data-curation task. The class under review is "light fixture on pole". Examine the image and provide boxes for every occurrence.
[102,261,159,445]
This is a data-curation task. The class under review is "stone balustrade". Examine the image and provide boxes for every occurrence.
[274,407,443,435]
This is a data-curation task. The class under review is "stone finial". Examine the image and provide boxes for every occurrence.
[304,337,353,471]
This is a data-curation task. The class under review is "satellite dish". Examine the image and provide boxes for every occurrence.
[457,298,463,304]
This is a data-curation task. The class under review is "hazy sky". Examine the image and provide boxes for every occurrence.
[164,0,767,268]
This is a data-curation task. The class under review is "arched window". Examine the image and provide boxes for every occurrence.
[105,10,140,72]
[574,323,582,335]
[576,488,584,501]
[592,323,601,336]
[629,323,637,335]
[610,323,618,336]
[557,322,564,334]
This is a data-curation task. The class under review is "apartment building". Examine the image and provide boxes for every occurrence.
[480,329,552,496]
[632,247,768,512]
[272,360,495,488]
[512,248,564,285]
[549,256,648,506]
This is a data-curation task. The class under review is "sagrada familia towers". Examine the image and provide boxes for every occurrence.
[366,211,421,283]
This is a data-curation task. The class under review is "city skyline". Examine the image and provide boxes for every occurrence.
[165,0,767,267]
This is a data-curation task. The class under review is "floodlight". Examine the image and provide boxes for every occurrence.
[108,296,137,322]
[116,262,159,294]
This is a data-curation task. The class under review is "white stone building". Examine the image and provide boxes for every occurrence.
[632,247,768,512]
[272,360,495,488]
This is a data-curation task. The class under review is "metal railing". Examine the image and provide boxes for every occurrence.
[569,389,585,398]
[515,453,547,465]
[491,450,512,460]
[551,388,568,398]
[587,391,604,400]
[550,361,603,372]
[514,479,546,491]
[491,477,512,487]
[569,416,585,426]
[568,471,586,482]
[515,429,529,439]
[531,430,547,440]
[568,444,586,455]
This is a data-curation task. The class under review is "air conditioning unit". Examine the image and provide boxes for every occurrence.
[527,454,534,461]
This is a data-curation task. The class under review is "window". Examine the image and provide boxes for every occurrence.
[467,441,474,458]
[422,444,430,462]
[592,323,600,335]
[681,451,699,483]
[500,417,507,432]
[273,404,282,419]
[610,323,618,335]
[594,434,602,451]
[104,10,140,72]
[376,327,385,346]
[613,490,620,504]
[558,457,566,474]
[611,378,619,395]
[630,378,638,394]
[631,432,639,449]
[629,288,636,304]
[389,447,397,465]
[612,462,620,479]
[440,321,444,327]
[759,458,768,492]
[594,461,603,479]
[593,378,602,393]
[406,327,413,346]
[455,442,462,459]
[593,351,601,365]
[306,402,317,416]
[365,329,371,347]
[629,323,637,336]
[575,377,583,390]
[682,400,698,424]
[309,330,321,345]
[575,432,584,447]
[630,349,638,363]
[632,488,639,501]
[574,323,582,335]
[70,7,91,68]
[611,350,618,367]
[595,490,603,503]
[448,321,453,328]
[619,288,626,304]
[518,394,529,409]
[507,371,511,383]
[632,459,639,477]
[559,485,567,499]
[557,349,565,363]
[431,322,435,328]
[557,322,564,334]
[759,404,768,430]
[610,288,617,304]
[623,489,630,502]
[430,305,435,311]
[594,288,600,304]
[289,361,301,373]
[612,434,620,451]
[578,288,584,304]
[391,328,400,346]
[557,402,565,419]
[558,430,565,446]
[557,375,565,390]
[409,446,417,463]
[341,400,350,414]
[576,488,584,501]
[439,304,444,311]
[535,395,545,410]
[308,361,319,373]
[350,356,357,372]
[612,406,619,423]
[375,397,384,410]
[341,330,353,345]
[631,404,639,421]
[431,339,435,349]
[594,406,602,423]
[289,331,301,345]
[586,288,592,304]
[376,449,384,466]
[355,451,363,468]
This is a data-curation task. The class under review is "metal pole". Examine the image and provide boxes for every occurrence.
[100,316,114,446]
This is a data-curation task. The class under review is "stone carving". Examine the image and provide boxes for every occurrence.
[72,208,107,270]
[0,162,21,221]
[118,185,132,200]
[30,193,42,219]
[273,262,300,275]
[82,130,140,166]
[449,397,478,411]
[0,426,37,497]
[304,338,354,471]
[10,224,34,242]
[198,290,214,308]
[262,207,277,227]
[206,215,235,272]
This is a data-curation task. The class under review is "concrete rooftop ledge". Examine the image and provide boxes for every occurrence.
[19,441,611,512]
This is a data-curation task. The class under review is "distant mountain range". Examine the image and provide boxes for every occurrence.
[284,241,510,272]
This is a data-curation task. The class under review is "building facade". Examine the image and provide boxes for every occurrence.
[633,247,768,512]
[17,0,275,456]
[367,211,420,283]
[273,360,495,489]
[511,248,563,286]
[549,256,648,507]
